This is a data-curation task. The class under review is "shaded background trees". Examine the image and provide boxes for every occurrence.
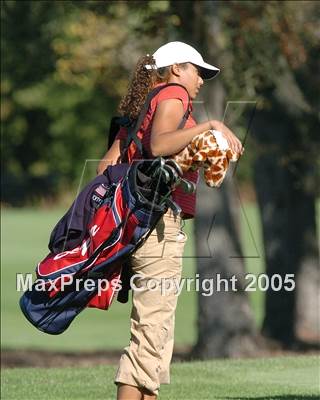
[219,0,320,348]
[1,0,319,354]
[171,0,259,359]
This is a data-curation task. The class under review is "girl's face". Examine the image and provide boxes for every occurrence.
[170,63,204,99]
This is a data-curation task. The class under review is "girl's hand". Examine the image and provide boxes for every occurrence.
[210,120,244,155]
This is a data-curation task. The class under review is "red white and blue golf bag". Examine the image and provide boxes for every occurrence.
[19,83,194,335]
[20,159,187,335]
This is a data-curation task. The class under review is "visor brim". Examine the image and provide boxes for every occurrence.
[198,64,220,80]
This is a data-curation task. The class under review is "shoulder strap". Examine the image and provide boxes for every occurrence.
[123,83,191,160]
[108,116,132,150]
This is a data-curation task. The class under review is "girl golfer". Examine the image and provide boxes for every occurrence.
[98,41,242,400]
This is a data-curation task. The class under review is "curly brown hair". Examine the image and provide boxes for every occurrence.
[118,55,185,120]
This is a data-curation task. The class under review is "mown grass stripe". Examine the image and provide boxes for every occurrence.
[2,356,319,400]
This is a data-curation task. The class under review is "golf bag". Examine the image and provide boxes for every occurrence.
[19,158,194,335]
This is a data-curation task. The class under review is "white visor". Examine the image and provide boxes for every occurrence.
[145,41,220,80]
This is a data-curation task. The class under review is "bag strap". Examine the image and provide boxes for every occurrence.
[108,116,132,150]
[122,83,191,161]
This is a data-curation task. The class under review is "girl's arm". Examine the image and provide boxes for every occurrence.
[96,139,122,175]
[150,99,243,156]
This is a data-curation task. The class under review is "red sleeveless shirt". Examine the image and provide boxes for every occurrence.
[115,83,199,219]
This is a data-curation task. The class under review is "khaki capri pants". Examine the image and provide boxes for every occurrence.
[114,209,187,396]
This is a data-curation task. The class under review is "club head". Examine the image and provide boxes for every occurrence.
[158,167,171,184]
[146,157,165,176]
[163,164,179,185]
[179,178,196,194]
[163,198,182,216]
[165,159,183,177]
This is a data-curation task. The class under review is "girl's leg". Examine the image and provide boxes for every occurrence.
[114,210,187,397]
[116,383,157,399]
[117,383,142,400]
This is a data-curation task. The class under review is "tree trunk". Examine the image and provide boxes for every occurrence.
[252,109,320,348]
[294,199,320,345]
[192,173,260,358]
[170,0,259,359]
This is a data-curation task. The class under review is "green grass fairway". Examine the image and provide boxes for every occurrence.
[1,204,264,351]
[2,356,319,399]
